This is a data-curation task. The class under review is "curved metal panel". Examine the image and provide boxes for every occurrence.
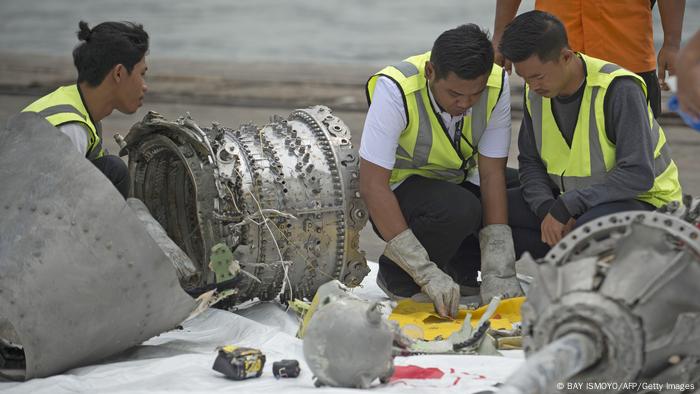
[0,113,196,379]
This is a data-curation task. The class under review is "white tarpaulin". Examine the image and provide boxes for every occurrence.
[0,263,524,393]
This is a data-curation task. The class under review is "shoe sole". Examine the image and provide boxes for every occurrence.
[376,273,412,300]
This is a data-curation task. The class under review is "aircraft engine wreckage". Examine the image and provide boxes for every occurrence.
[0,113,198,380]
[119,106,369,305]
[498,209,700,394]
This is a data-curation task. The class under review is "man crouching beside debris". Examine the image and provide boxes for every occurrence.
[22,20,149,199]
[359,24,523,318]
[499,11,683,259]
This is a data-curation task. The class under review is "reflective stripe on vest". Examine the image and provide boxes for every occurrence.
[366,51,504,184]
[526,54,681,207]
[22,85,104,160]
[37,104,86,119]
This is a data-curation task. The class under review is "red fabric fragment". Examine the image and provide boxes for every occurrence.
[390,365,445,381]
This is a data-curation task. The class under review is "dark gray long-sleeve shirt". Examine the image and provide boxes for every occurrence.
[518,76,657,223]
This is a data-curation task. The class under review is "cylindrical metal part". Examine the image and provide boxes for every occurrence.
[121,107,369,305]
[498,333,600,394]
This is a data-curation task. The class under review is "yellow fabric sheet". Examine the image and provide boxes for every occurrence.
[388,297,525,340]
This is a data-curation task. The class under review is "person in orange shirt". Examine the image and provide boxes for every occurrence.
[492,0,685,118]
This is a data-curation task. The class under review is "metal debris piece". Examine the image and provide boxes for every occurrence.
[404,296,502,356]
[302,281,395,389]
[0,113,197,380]
[657,194,700,227]
[208,243,241,283]
[490,324,523,350]
[294,278,359,339]
[498,211,700,394]
[121,106,368,305]
[129,198,199,287]
[301,281,506,389]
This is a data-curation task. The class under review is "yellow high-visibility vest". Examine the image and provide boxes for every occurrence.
[23,84,104,160]
[525,53,681,207]
[366,52,504,184]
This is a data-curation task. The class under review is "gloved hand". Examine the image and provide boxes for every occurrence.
[384,229,460,318]
[479,224,524,305]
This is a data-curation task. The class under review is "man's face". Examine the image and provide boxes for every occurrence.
[512,52,568,98]
[115,57,148,114]
[426,62,488,117]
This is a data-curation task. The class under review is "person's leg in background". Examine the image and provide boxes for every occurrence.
[445,181,483,294]
[444,167,521,294]
[507,186,551,259]
[374,176,482,297]
[504,167,520,189]
[91,155,130,199]
[638,70,662,119]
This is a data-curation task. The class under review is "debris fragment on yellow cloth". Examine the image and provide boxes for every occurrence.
[388,297,525,340]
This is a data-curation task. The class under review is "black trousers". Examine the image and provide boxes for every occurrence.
[91,155,130,199]
[638,70,661,119]
[507,186,656,260]
[375,169,519,293]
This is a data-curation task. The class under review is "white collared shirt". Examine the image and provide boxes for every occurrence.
[426,79,466,142]
[360,73,512,187]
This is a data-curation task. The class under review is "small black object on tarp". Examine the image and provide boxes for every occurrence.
[272,359,300,378]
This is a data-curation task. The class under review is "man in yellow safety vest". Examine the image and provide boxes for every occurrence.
[360,24,523,317]
[23,20,149,198]
[499,11,681,259]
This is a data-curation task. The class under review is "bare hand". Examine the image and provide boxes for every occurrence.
[562,218,576,238]
[541,214,574,247]
[658,44,680,91]
[494,49,512,75]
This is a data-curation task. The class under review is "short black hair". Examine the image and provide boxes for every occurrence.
[499,10,569,63]
[72,21,149,87]
[430,24,494,81]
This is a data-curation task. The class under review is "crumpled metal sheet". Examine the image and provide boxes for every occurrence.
[0,113,197,379]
